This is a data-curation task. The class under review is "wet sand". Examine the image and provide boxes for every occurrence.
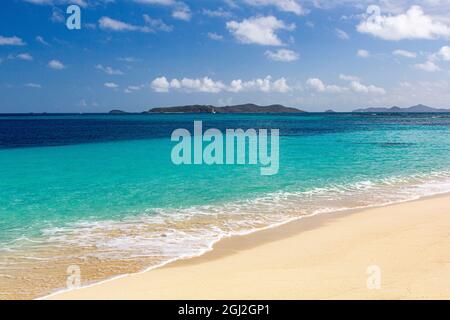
[47,194,450,300]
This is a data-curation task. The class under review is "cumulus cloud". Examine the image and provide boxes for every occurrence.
[271,78,291,93]
[202,8,232,18]
[393,49,417,58]
[350,81,386,94]
[152,77,225,93]
[265,49,299,62]
[17,53,33,61]
[0,36,26,46]
[307,77,385,95]
[104,82,119,89]
[243,0,306,16]
[357,49,370,58]
[172,3,191,21]
[151,77,170,92]
[7,53,33,61]
[226,16,295,46]
[335,28,350,40]
[48,59,66,70]
[431,46,450,61]
[306,78,346,93]
[134,0,191,21]
[207,32,224,41]
[143,14,173,32]
[414,60,441,72]
[151,76,292,93]
[357,5,450,40]
[96,64,124,75]
[229,76,291,93]
[99,17,152,32]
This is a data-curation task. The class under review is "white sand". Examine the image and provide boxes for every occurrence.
[48,194,450,300]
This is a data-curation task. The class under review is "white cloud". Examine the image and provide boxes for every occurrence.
[306,78,346,93]
[172,3,191,21]
[357,49,370,58]
[393,49,417,58]
[48,59,66,70]
[414,60,441,72]
[243,0,306,16]
[7,53,33,61]
[0,36,26,46]
[202,8,232,18]
[265,49,299,62]
[51,7,65,23]
[142,15,173,32]
[118,57,139,63]
[25,83,42,88]
[226,16,295,46]
[179,77,225,93]
[228,76,292,93]
[134,0,191,21]
[125,84,145,93]
[96,64,124,75]
[104,82,119,89]
[36,36,50,46]
[433,46,450,61]
[207,32,224,41]
[151,77,171,92]
[17,53,33,61]
[306,78,326,92]
[335,28,350,40]
[272,78,291,93]
[350,81,386,94]
[357,5,450,40]
[307,77,385,95]
[99,17,152,32]
[24,0,88,7]
[134,0,175,4]
[152,75,292,93]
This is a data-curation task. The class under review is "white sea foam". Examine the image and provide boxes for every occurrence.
[37,170,450,263]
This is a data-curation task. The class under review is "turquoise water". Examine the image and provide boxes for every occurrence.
[2,113,450,297]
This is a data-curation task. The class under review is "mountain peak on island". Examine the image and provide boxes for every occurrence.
[353,104,450,113]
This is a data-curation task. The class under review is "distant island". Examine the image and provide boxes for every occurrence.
[110,104,305,114]
[109,103,450,115]
[353,104,450,113]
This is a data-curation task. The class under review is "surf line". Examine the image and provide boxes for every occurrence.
[171,121,280,176]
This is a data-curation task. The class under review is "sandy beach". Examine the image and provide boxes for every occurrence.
[47,194,450,300]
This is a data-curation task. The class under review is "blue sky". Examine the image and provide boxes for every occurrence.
[1,0,450,112]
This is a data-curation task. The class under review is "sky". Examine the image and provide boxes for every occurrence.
[1,0,450,113]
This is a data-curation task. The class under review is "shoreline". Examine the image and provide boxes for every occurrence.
[46,192,450,300]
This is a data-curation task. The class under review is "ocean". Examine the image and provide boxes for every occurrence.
[2,113,450,299]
